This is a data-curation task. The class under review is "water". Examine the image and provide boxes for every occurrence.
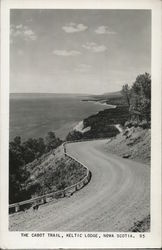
[10,93,109,141]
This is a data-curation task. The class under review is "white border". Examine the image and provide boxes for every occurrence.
[0,0,162,248]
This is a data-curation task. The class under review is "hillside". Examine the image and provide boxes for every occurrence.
[67,105,129,141]
[9,144,87,212]
[103,90,122,96]
[67,90,130,141]
[24,146,87,199]
[104,126,151,165]
[82,90,126,106]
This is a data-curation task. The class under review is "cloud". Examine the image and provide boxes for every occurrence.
[95,26,116,34]
[53,50,81,56]
[10,24,37,42]
[82,42,107,52]
[62,23,88,33]
[75,64,92,72]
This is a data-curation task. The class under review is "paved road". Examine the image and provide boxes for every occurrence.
[10,140,150,231]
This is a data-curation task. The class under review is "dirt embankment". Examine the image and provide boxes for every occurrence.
[104,127,151,165]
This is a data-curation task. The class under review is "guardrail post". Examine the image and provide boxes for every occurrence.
[15,204,20,213]
[41,197,46,204]
[63,142,67,157]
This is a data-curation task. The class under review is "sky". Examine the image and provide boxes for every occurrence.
[10,9,151,94]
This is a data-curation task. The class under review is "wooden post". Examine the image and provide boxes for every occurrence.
[41,197,46,204]
[15,205,20,213]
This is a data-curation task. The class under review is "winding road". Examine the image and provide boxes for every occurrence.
[10,139,150,231]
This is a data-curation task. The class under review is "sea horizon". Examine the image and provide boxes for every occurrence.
[10,92,95,98]
[9,93,112,141]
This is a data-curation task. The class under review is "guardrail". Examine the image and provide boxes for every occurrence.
[66,138,109,143]
[9,142,91,214]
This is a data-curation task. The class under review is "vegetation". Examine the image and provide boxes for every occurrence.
[122,73,151,126]
[130,215,150,232]
[66,106,129,141]
[9,131,86,205]
[9,131,62,204]
[9,72,151,204]
[67,72,151,141]
[83,91,126,106]
[25,152,87,198]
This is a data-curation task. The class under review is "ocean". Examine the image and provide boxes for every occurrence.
[10,93,109,141]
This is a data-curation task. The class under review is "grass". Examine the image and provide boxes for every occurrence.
[130,215,150,232]
[25,146,87,198]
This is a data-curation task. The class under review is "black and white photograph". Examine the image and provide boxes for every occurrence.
[9,8,151,232]
[0,0,161,249]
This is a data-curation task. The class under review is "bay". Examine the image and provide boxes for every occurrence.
[10,93,109,141]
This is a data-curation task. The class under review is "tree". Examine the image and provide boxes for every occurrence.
[66,130,83,141]
[9,139,29,203]
[132,72,151,99]
[9,132,62,203]
[121,84,131,107]
[121,73,151,125]
[22,137,46,162]
[37,137,46,156]
[45,131,62,152]
[130,73,151,122]
[13,136,21,146]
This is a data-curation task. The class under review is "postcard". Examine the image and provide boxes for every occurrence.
[0,0,161,248]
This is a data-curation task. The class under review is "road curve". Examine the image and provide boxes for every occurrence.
[9,139,150,231]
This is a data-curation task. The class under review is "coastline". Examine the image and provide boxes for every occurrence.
[10,95,112,142]
[73,101,117,133]
[82,99,116,108]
